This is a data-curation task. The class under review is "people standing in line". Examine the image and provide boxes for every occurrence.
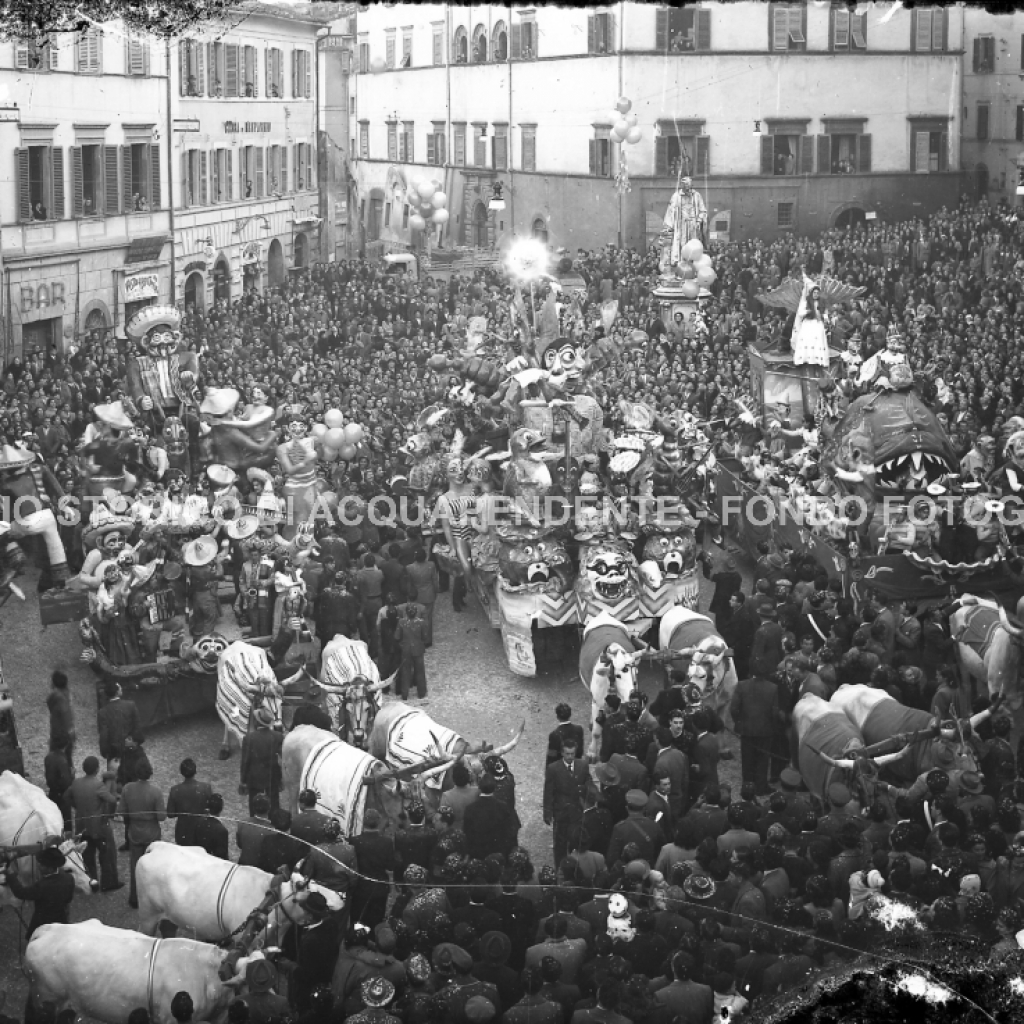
[116,756,166,909]
[67,755,121,891]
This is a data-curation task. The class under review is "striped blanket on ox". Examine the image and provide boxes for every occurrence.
[300,736,377,837]
[579,616,637,688]
[384,706,463,790]
[320,636,385,728]
[954,606,1003,657]
[217,641,282,742]
[798,713,865,805]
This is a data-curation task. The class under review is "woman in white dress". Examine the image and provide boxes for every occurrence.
[792,273,830,367]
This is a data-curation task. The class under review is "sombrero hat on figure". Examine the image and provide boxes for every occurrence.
[0,444,36,472]
[93,401,135,433]
[182,536,219,567]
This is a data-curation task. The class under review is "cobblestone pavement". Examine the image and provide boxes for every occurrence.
[0,565,742,1008]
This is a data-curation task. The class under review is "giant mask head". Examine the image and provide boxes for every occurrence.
[538,337,585,393]
[125,305,183,359]
[575,540,640,616]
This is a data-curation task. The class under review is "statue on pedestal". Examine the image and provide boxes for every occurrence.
[658,177,707,279]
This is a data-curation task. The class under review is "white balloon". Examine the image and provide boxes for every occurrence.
[625,113,639,128]
[625,126,643,145]
[417,180,436,200]
[431,191,448,209]
[432,208,450,224]
[610,126,627,144]
[409,213,426,231]
[613,119,630,138]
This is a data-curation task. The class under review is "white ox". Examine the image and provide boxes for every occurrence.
[578,612,647,761]
[0,770,95,906]
[25,920,261,1024]
[136,841,344,943]
[658,606,738,721]
[216,641,284,759]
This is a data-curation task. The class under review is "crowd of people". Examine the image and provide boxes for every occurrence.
[6,191,1024,1024]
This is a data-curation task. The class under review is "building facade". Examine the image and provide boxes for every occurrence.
[0,24,172,360]
[170,3,327,313]
[340,2,964,253]
[960,8,1024,206]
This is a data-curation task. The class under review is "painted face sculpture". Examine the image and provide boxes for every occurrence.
[641,529,697,580]
[542,339,586,393]
[497,531,574,594]
[287,418,308,440]
[186,632,230,673]
[142,325,181,360]
[576,540,640,614]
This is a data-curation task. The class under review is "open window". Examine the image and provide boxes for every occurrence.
[760,122,813,176]
[655,7,711,53]
[655,121,709,177]
[472,24,488,63]
[818,120,871,175]
[453,26,468,64]
[492,21,508,60]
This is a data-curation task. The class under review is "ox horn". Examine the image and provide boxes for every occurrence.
[999,604,1024,638]
[489,720,526,759]
[418,757,459,781]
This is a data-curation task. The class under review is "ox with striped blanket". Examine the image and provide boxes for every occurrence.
[216,641,283,759]
[320,635,393,745]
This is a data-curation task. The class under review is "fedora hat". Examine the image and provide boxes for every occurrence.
[0,444,35,472]
[253,706,275,728]
[245,958,277,995]
[93,401,134,433]
[36,845,67,870]
[182,537,219,567]
[302,891,330,919]
[958,770,983,795]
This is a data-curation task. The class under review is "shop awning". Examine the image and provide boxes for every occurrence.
[125,236,170,265]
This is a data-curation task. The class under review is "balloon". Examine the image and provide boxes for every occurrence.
[681,239,704,262]
[616,96,632,114]
[311,423,328,440]
[625,113,639,128]
[625,126,643,145]
[613,119,630,139]
[431,191,448,209]
[325,427,346,448]
[695,253,713,269]
[681,279,700,299]
[322,446,339,463]
[343,423,364,444]
[417,180,436,200]
[409,214,426,232]
[324,409,344,429]
[680,263,697,280]
[432,208,450,225]
[696,267,717,288]
[339,443,357,462]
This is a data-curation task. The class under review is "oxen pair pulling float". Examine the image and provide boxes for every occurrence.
[794,683,991,807]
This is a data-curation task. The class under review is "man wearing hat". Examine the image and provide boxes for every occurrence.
[777,767,814,831]
[290,683,333,732]
[240,956,290,1024]
[437,942,502,1024]
[291,890,341,1014]
[4,844,76,938]
[815,783,867,847]
[345,978,400,1024]
[606,789,663,868]
[473,931,520,1013]
[956,771,995,820]
[240,705,284,815]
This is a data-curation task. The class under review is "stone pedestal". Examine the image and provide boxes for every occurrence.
[653,277,709,336]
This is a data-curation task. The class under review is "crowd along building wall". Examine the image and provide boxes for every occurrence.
[339,1,964,256]
[0,23,171,360]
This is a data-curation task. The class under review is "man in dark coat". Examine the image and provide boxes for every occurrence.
[5,846,76,939]
[547,704,585,766]
[291,893,343,1014]
[290,684,334,731]
[97,681,141,769]
[463,774,521,859]
[257,808,306,874]
[166,757,212,846]
[193,793,230,860]
[720,592,759,681]
[729,665,781,796]
[606,790,663,866]
[543,738,595,869]
[349,809,396,929]
[701,553,743,628]
[236,793,272,867]
[240,707,284,814]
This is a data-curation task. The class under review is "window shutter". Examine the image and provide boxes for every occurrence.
[510,22,521,59]
[1021,34,1024,70]
[835,8,850,49]
[851,13,866,49]
[608,14,616,52]
[772,6,789,50]
[71,146,84,217]
[122,144,132,209]
[15,148,30,221]
[913,10,930,52]
[973,37,980,71]
[761,135,774,174]
[697,135,710,175]
[913,131,928,172]
[279,145,286,192]
[179,40,188,93]
[129,39,145,75]
[857,133,871,173]
[48,41,59,70]
[655,135,668,175]
[276,49,283,95]
[696,10,711,50]
[265,47,271,96]
[655,8,669,51]
[933,8,945,52]
[818,134,831,174]
[150,144,160,208]
[15,43,29,69]
[51,146,64,219]
[589,139,597,176]
[104,144,119,213]
[1018,106,1024,141]
[195,40,204,94]
[226,150,233,201]
[253,146,262,197]
[427,134,436,165]
[226,44,238,96]
[799,135,813,174]
[588,15,596,54]
[304,50,312,98]
[938,131,948,172]
[197,150,206,205]
[182,152,189,207]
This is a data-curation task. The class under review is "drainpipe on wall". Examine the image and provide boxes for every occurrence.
[165,36,177,304]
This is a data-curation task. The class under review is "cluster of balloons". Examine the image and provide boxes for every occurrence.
[676,238,716,299]
[408,178,449,233]
[610,96,643,146]
[311,410,366,463]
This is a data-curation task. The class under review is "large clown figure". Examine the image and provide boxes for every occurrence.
[124,305,201,427]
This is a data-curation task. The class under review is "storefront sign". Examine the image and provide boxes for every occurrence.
[123,271,160,302]
[17,282,65,312]
[241,241,260,265]
[224,121,272,133]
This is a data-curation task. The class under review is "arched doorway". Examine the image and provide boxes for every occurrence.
[492,21,508,60]
[267,239,285,287]
[976,162,989,201]
[531,216,549,243]
[184,271,205,313]
[833,206,866,231]
[473,203,489,248]
[294,232,308,269]
[213,259,230,304]
[84,308,108,345]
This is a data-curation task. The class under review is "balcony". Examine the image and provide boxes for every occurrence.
[1,210,172,256]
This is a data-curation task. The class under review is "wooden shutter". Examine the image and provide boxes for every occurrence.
[696,10,711,50]
[226,150,233,201]
[933,8,945,52]
[510,23,521,59]
[195,40,204,94]
[128,38,146,75]
[655,135,668,176]
[15,148,30,221]
[857,134,871,173]
[276,49,283,95]
[772,6,789,50]
[656,8,669,51]
[226,44,238,96]
[198,150,207,205]
[522,132,533,171]
[279,145,286,192]
[799,135,813,174]
[818,135,831,174]
[696,135,709,175]
[49,41,59,70]
[938,131,948,172]
[427,133,436,165]
[150,144,160,208]
[122,144,133,209]
[104,144,119,213]
[255,147,264,197]
[913,131,928,172]
[15,42,29,69]
[834,7,850,50]
[1018,106,1024,141]
[181,152,189,207]
[304,50,312,98]
[973,37,981,71]
[587,15,596,54]
[760,135,774,174]
[589,139,598,176]
[71,146,83,217]
[291,48,298,97]
[179,39,188,93]
[1021,34,1024,70]
[51,147,64,219]
[265,47,270,96]
[607,14,616,52]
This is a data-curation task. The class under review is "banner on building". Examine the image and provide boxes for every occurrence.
[123,271,160,303]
